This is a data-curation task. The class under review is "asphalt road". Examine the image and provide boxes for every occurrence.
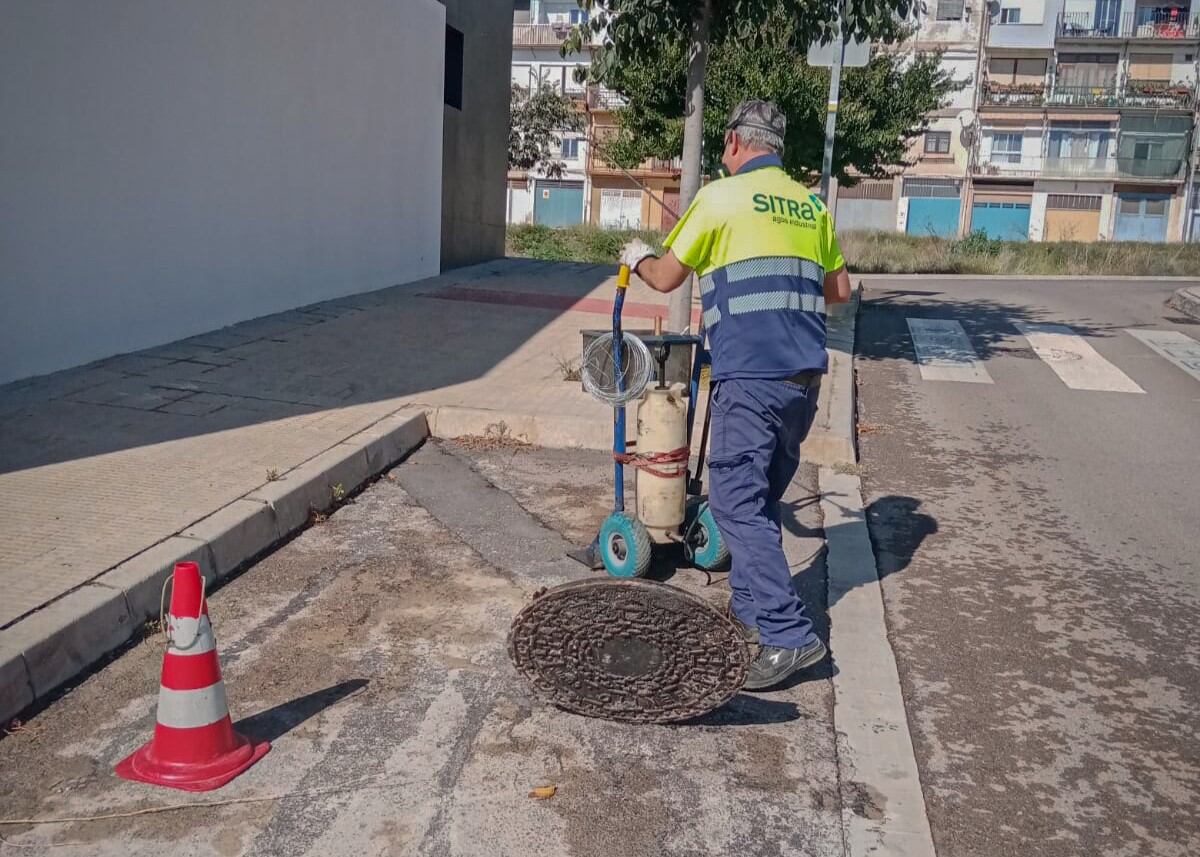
[0,441,838,856]
[856,277,1200,857]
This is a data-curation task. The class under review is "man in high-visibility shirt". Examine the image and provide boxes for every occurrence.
[621,100,852,691]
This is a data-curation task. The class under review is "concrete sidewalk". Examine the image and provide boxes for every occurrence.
[0,258,857,722]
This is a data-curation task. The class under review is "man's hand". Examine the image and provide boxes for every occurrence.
[620,239,657,274]
[823,266,853,304]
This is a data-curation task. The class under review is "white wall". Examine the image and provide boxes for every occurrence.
[942,52,981,110]
[1,0,445,383]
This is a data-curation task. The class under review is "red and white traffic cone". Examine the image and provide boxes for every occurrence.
[115,561,269,791]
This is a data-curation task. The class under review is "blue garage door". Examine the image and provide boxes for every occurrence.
[971,200,1031,241]
[534,180,584,227]
[903,179,962,237]
[907,198,962,237]
[1114,194,1169,242]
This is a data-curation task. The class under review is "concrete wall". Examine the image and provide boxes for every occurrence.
[1,0,447,384]
[440,0,512,271]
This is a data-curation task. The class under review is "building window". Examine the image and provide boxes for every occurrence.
[560,138,580,160]
[937,0,966,19]
[924,131,952,154]
[569,9,589,24]
[991,132,1024,163]
[999,7,1022,23]
[444,25,464,110]
[1134,140,1164,160]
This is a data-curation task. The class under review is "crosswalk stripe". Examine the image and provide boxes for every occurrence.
[1015,323,1144,393]
[1125,329,1200,383]
[906,318,993,384]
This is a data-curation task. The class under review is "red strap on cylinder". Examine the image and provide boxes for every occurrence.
[613,446,689,479]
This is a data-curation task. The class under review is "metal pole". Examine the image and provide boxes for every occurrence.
[818,8,845,203]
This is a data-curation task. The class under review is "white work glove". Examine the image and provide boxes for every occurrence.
[619,238,657,274]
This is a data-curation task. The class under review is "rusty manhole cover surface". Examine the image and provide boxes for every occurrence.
[508,579,750,724]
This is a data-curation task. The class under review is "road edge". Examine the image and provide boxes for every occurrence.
[822,467,937,857]
[1169,286,1200,320]
[0,408,429,726]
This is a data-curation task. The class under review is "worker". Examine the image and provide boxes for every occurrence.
[620,99,852,691]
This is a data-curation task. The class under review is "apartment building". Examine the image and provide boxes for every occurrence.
[970,0,1199,240]
[837,0,988,236]
[508,1,681,229]
[509,0,1199,241]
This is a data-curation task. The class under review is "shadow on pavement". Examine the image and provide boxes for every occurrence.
[683,694,804,727]
[865,495,939,580]
[235,678,369,744]
[0,259,615,475]
[856,287,1118,363]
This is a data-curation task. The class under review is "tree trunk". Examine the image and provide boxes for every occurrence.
[667,0,712,333]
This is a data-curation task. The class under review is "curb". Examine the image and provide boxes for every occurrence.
[0,408,429,725]
[801,286,860,467]
[1169,286,1200,321]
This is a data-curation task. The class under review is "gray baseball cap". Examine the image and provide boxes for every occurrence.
[725,99,786,140]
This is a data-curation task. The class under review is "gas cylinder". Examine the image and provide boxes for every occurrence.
[635,382,688,543]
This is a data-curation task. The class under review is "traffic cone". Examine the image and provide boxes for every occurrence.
[115,561,269,791]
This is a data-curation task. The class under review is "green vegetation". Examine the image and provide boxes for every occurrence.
[506,223,664,263]
[581,11,958,184]
[507,224,1200,277]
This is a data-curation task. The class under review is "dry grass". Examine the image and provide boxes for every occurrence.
[835,230,1200,276]
[508,225,1200,277]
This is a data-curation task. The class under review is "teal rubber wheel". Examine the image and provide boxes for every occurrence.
[686,499,730,572]
[599,513,653,578]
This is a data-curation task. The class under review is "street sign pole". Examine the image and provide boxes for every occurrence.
[818,7,845,206]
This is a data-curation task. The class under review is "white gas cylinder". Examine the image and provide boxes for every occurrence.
[635,383,688,543]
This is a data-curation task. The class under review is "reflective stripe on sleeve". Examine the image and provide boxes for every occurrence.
[699,274,715,296]
[702,306,723,328]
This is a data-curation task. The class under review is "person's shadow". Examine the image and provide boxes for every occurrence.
[760,492,936,693]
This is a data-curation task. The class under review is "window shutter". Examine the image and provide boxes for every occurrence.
[937,0,965,18]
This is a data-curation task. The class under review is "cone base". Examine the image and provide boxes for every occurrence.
[115,730,270,792]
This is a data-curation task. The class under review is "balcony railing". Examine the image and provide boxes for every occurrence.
[587,87,627,110]
[588,153,681,175]
[1116,156,1187,178]
[1057,10,1200,39]
[981,81,1046,106]
[512,23,572,46]
[974,154,1184,179]
[1046,83,1121,107]
[1123,78,1196,107]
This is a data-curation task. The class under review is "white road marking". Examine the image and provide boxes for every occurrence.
[1015,323,1144,393]
[906,318,993,384]
[1125,329,1200,383]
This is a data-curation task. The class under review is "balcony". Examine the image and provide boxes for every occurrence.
[1057,10,1200,40]
[973,154,1184,179]
[587,87,627,110]
[1116,156,1187,178]
[513,23,572,46]
[981,81,1046,106]
[1046,83,1121,107]
[588,152,681,177]
[1123,78,1196,107]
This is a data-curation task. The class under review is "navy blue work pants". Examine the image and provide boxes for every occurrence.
[707,377,820,649]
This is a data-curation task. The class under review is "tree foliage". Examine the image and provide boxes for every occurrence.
[566,2,958,184]
[565,0,914,81]
[508,83,585,179]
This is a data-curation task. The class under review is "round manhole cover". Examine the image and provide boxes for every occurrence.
[508,579,750,723]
